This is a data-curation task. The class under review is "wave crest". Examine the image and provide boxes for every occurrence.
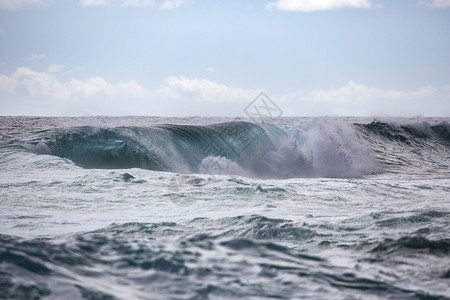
[13,119,382,178]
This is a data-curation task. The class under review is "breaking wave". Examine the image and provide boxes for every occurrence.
[5,118,450,178]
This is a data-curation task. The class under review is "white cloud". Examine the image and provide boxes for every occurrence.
[306,81,436,103]
[27,54,46,61]
[116,80,148,97]
[421,0,450,8]
[68,77,114,98]
[7,67,68,99]
[0,0,47,11]
[122,0,154,7]
[48,64,65,73]
[0,67,149,101]
[79,0,110,6]
[1,67,449,117]
[79,0,184,9]
[156,76,257,103]
[159,0,183,10]
[0,74,17,93]
[206,67,215,73]
[266,0,371,12]
[0,68,252,116]
[280,81,447,116]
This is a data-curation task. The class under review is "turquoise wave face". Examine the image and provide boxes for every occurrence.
[7,119,450,179]
[19,122,284,174]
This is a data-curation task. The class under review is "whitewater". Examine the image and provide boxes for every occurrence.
[0,116,449,299]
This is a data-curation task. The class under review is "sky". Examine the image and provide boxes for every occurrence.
[0,0,449,117]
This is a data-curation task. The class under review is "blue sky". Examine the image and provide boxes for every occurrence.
[0,0,449,116]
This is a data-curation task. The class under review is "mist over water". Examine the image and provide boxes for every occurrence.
[1,116,449,299]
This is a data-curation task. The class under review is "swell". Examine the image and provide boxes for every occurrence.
[357,121,450,145]
[355,120,450,176]
[5,118,450,178]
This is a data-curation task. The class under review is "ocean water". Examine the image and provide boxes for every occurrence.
[0,116,449,299]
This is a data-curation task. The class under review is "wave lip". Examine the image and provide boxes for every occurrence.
[12,119,386,179]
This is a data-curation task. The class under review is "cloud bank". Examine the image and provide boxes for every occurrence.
[0,67,148,100]
[0,67,449,117]
[281,81,446,116]
[266,0,371,12]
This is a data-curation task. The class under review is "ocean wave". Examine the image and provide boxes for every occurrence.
[358,121,450,144]
[356,120,450,176]
[2,118,449,179]
[6,119,380,179]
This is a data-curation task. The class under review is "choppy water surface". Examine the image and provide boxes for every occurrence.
[0,116,449,299]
